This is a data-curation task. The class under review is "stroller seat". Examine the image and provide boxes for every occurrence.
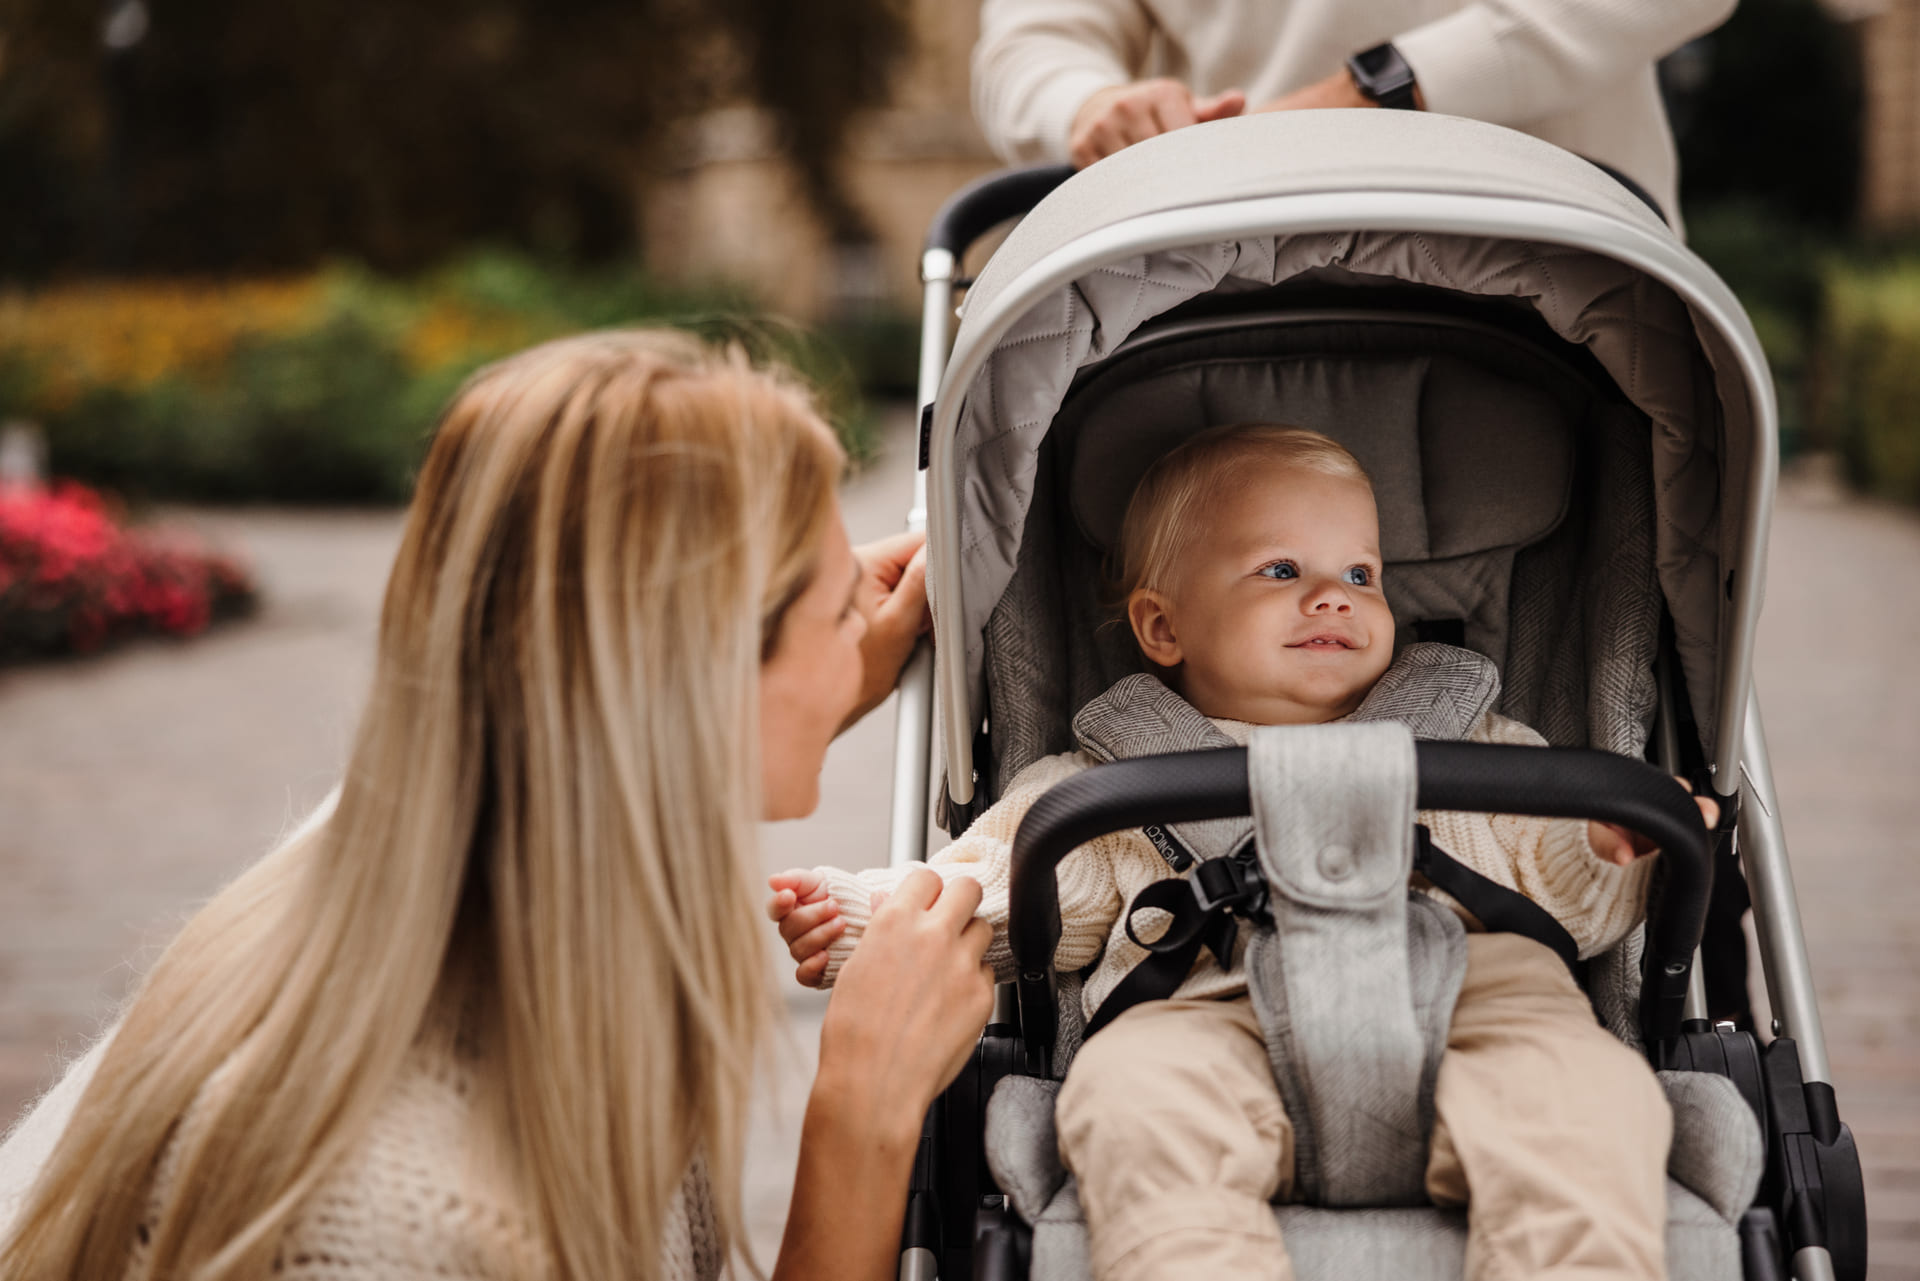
[982,1047,1765,1281]
[965,719,1767,1281]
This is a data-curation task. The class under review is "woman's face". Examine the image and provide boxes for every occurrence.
[759,508,867,820]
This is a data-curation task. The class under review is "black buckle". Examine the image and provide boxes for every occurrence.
[1190,841,1267,918]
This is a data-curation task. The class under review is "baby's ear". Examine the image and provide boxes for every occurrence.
[1127,589,1183,669]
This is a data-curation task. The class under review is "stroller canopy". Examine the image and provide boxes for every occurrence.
[925,110,1775,804]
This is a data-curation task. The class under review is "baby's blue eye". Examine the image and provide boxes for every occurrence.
[1258,561,1298,580]
[1343,566,1373,587]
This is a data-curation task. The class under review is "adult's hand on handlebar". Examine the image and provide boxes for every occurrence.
[1070,79,1246,168]
[840,531,930,734]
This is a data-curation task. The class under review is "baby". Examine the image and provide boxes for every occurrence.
[768,424,1716,1281]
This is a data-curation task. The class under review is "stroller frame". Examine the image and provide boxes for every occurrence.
[881,126,1860,1281]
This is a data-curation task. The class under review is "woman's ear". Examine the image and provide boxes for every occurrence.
[1127,589,1183,669]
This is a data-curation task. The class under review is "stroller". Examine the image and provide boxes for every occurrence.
[878,111,1865,1281]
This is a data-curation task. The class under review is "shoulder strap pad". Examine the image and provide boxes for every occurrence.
[1349,642,1500,740]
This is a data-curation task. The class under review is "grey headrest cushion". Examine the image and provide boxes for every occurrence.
[1065,353,1574,564]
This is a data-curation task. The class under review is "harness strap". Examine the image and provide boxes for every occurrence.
[1085,841,1265,1037]
[1411,823,1581,976]
[1085,825,1581,1039]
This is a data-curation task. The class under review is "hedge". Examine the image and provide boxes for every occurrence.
[0,253,900,504]
[1685,204,1920,505]
[1817,263,1920,505]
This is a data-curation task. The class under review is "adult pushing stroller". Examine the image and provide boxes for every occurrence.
[877,111,1864,1281]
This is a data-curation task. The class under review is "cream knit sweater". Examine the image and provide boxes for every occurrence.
[0,1017,722,1281]
[972,0,1736,221]
[816,709,1652,1018]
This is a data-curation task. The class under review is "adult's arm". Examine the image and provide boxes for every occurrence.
[772,870,993,1281]
[972,0,1152,164]
[1394,0,1737,126]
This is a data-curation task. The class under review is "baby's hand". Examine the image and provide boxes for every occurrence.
[1586,778,1722,868]
[767,869,846,989]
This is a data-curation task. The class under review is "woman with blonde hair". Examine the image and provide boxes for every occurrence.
[0,329,992,1280]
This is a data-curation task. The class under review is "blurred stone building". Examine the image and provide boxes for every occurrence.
[1853,0,1920,227]
[640,0,996,319]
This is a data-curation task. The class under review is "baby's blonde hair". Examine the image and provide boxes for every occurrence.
[1114,423,1371,597]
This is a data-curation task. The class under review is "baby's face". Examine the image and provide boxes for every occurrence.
[1128,457,1395,724]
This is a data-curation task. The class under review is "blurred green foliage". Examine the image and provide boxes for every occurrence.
[1684,202,1840,458]
[1668,0,1883,484]
[1816,261,1920,505]
[0,252,897,503]
[0,0,911,278]
[1685,203,1920,506]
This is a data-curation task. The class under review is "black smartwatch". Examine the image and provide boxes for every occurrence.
[1347,42,1421,111]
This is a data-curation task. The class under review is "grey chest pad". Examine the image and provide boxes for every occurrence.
[1246,721,1468,1208]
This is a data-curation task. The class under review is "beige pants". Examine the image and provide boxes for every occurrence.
[1055,933,1673,1281]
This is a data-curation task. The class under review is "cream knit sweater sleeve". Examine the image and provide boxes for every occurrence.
[972,0,1151,163]
[813,751,1121,986]
[1420,710,1655,958]
[1394,0,1735,129]
[973,0,1733,178]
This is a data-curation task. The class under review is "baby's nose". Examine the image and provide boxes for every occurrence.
[1307,582,1353,612]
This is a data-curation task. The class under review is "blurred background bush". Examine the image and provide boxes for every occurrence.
[0,0,939,508]
[1818,262,1920,503]
[0,254,905,502]
[1667,0,1920,502]
[2,0,1920,510]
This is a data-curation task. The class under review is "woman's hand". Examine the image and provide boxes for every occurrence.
[774,869,993,1281]
[840,531,931,733]
[815,869,993,1126]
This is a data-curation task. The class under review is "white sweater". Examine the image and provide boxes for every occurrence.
[972,0,1737,220]
[817,710,1653,1019]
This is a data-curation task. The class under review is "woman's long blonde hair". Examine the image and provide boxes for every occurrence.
[1,330,845,1279]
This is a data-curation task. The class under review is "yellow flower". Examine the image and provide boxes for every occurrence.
[0,278,321,411]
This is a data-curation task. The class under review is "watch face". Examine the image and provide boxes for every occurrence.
[1354,45,1398,79]
[1350,42,1417,105]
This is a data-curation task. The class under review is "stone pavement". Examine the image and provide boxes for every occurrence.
[0,414,1915,1275]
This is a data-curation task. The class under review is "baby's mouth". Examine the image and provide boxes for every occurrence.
[1287,633,1358,650]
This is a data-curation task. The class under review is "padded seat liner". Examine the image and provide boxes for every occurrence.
[1019,1183,1740,1281]
[1059,316,1581,566]
[1063,352,1576,563]
[986,1069,1761,1281]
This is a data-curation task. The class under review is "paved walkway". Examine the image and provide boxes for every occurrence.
[1,418,1914,1274]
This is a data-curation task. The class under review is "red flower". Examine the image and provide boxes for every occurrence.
[0,481,256,659]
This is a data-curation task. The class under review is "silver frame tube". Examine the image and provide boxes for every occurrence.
[1793,1246,1838,1281]
[923,189,1777,804]
[886,248,956,867]
[1739,687,1832,1083]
